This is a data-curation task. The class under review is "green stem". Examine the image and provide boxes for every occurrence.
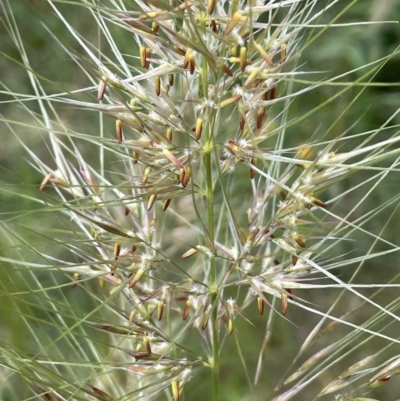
[202,45,219,401]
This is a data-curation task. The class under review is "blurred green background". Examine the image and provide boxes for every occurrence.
[1,0,400,400]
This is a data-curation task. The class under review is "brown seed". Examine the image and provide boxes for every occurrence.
[116,119,123,143]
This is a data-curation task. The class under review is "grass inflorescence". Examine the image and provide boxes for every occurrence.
[1,0,400,400]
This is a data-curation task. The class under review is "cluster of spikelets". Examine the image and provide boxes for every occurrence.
[10,0,398,400]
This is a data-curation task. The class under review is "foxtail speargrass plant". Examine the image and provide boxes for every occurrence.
[1,0,400,400]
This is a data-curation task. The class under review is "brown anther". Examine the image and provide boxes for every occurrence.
[172,381,180,401]
[145,48,151,69]
[163,148,184,168]
[195,118,203,140]
[294,235,306,248]
[257,296,264,315]
[143,336,152,354]
[155,76,161,96]
[219,94,242,108]
[183,50,190,69]
[245,67,260,87]
[181,247,198,259]
[280,190,286,200]
[166,128,173,141]
[168,73,174,86]
[201,309,210,330]
[182,165,192,188]
[163,199,171,211]
[222,63,233,77]
[152,21,159,32]
[188,52,195,75]
[139,47,146,68]
[39,173,51,191]
[257,108,265,129]
[157,300,164,321]
[125,207,130,216]
[239,115,245,130]
[210,19,217,32]
[225,12,241,36]
[208,0,216,15]
[99,278,105,289]
[129,268,144,288]
[72,272,79,288]
[292,255,298,265]
[311,197,327,208]
[280,43,287,63]
[228,319,234,335]
[240,46,247,72]
[254,43,274,67]
[270,85,277,100]
[147,193,157,211]
[183,298,192,320]
[132,150,139,164]
[131,245,137,254]
[250,158,257,179]
[116,119,123,143]
[97,76,107,100]
[114,243,121,259]
[281,293,288,315]
[142,167,151,185]
[179,168,186,185]
[174,46,186,56]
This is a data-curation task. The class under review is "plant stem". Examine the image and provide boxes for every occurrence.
[202,50,219,401]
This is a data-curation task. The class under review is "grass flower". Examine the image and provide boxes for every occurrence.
[1,0,400,400]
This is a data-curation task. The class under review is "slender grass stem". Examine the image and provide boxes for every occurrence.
[202,41,219,401]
